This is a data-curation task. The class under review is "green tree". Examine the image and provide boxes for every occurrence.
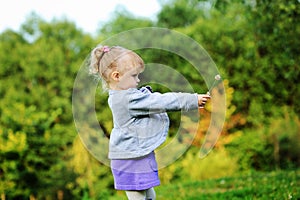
[251,0,300,114]
[0,14,95,199]
[181,0,300,120]
[157,0,209,28]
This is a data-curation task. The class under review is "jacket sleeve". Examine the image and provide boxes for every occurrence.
[128,88,198,117]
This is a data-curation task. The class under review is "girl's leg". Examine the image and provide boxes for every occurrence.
[125,190,146,200]
[125,188,156,200]
[145,187,156,200]
[125,187,156,200]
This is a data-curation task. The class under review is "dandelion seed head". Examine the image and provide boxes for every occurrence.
[215,74,221,80]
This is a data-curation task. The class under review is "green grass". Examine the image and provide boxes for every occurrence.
[156,170,300,200]
[109,170,300,200]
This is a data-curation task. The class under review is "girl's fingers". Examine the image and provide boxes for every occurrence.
[198,94,211,108]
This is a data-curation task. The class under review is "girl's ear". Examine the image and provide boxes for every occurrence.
[111,71,120,81]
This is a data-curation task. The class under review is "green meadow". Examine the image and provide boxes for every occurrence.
[109,170,300,200]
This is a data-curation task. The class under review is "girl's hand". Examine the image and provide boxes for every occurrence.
[198,94,211,108]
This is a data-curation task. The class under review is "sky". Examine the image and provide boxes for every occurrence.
[0,0,161,34]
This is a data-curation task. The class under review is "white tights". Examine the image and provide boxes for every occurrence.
[125,187,156,200]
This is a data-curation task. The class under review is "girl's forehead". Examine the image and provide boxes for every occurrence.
[127,67,141,74]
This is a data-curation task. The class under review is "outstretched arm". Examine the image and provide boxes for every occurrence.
[128,88,210,116]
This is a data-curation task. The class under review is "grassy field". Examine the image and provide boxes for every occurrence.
[110,169,300,200]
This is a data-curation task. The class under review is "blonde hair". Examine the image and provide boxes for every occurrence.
[89,45,144,90]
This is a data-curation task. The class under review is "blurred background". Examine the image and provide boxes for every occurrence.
[0,0,299,199]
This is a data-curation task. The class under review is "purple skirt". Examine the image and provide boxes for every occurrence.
[111,152,160,190]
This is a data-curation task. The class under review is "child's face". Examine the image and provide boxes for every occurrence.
[109,53,144,90]
[117,67,141,90]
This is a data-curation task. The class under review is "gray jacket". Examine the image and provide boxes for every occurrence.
[108,87,198,159]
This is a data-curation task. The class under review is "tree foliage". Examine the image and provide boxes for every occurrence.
[157,0,203,28]
[0,14,94,199]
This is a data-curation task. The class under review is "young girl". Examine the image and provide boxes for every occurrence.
[89,45,210,200]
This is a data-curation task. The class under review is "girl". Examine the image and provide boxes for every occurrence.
[89,45,210,200]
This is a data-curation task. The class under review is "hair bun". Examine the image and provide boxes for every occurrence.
[94,48,103,59]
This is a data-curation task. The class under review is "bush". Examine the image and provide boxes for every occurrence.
[158,146,238,183]
[267,107,300,169]
[226,106,300,171]
[226,129,275,171]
